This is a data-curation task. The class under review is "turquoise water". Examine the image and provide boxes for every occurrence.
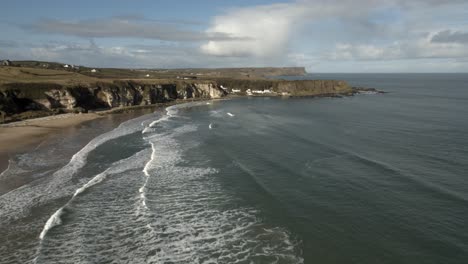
[1,74,467,263]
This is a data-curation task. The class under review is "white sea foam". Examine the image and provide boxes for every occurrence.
[38,149,149,241]
[39,208,64,240]
[0,159,12,179]
[143,142,156,177]
[138,142,156,212]
[0,114,152,223]
[209,123,213,129]
[209,110,222,118]
[133,106,303,263]
[34,100,303,263]
[227,112,235,117]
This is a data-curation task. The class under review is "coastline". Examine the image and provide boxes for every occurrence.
[0,98,214,173]
[0,113,102,172]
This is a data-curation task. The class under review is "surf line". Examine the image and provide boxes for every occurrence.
[227,112,235,117]
[38,147,149,242]
[140,142,155,210]
[38,169,110,240]
[140,104,177,209]
[34,169,112,263]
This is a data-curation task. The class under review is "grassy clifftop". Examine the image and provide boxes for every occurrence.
[6,61,306,79]
[0,63,356,123]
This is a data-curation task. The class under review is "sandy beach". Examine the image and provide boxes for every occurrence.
[0,113,102,171]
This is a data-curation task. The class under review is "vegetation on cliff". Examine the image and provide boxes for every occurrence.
[0,62,362,123]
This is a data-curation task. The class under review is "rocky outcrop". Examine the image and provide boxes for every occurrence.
[0,78,363,123]
[217,79,354,96]
[0,81,227,120]
[44,89,77,109]
[275,80,352,96]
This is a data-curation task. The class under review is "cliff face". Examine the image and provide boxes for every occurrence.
[275,80,352,96]
[217,79,353,96]
[0,81,226,118]
[0,79,354,122]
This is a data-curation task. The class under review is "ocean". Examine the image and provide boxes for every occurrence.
[1,73,467,263]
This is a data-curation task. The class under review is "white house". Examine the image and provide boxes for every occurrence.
[252,90,264,94]
[246,89,252,95]
[91,69,97,73]
[145,74,150,77]
[263,89,272,93]
[63,64,69,68]
[231,89,241,93]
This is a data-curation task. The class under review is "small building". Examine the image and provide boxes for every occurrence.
[1,60,12,66]
[220,85,228,91]
[63,64,69,68]
[91,69,97,73]
[263,89,272,93]
[145,74,150,77]
[231,89,241,93]
[246,89,252,95]
[252,90,264,94]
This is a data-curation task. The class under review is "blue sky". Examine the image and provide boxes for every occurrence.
[1,0,468,72]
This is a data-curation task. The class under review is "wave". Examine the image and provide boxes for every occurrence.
[38,148,149,241]
[39,208,64,240]
[303,143,468,206]
[138,142,156,212]
[344,150,468,205]
[34,100,303,263]
[0,159,13,180]
[0,114,153,223]
[131,104,303,263]
[227,112,235,117]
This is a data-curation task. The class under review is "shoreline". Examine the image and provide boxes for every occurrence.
[0,98,215,173]
[0,113,103,172]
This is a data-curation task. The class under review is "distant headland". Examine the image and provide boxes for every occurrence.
[0,60,380,123]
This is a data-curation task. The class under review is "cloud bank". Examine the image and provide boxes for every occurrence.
[26,17,242,42]
[431,30,468,44]
[200,3,306,57]
[3,0,468,71]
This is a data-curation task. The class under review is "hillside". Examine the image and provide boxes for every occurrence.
[7,60,306,79]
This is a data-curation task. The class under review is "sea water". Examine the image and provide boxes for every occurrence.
[1,74,467,263]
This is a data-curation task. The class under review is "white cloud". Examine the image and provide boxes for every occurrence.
[201,3,306,57]
[431,30,468,44]
[6,0,468,72]
[329,34,468,61]
[25,17,240,42]
[200,1,387,58]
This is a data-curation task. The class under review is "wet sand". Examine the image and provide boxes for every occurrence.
[0,113,102,171]
[0,99,213,173]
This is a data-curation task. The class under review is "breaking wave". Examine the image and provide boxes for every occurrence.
[38,149,150,241]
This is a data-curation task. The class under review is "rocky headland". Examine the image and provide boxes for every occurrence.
[0,63,381,123]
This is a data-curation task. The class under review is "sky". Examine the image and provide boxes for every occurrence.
[1,0,468,72]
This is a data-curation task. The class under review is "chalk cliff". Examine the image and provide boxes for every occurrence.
[0,78,358,123]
